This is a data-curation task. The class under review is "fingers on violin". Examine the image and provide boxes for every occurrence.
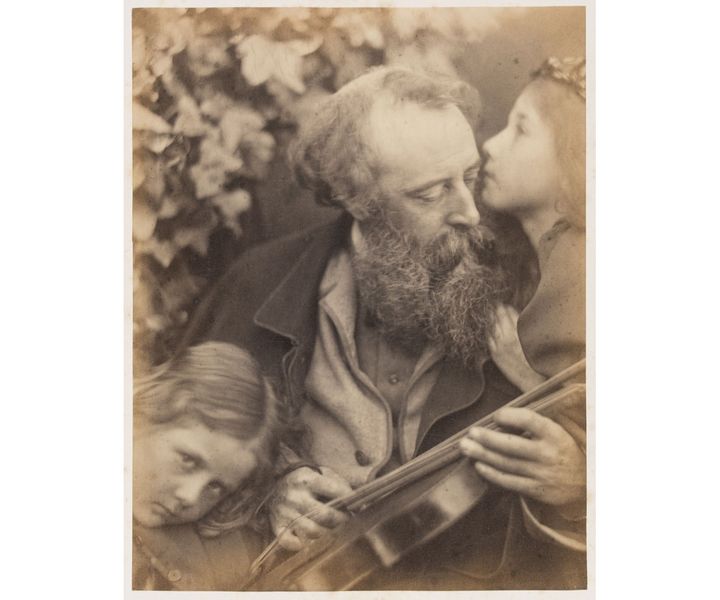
[305,502,348,528]
[493,407,565,439]
[471,461,538,496]
[459,438,532,477]
[465,426,537,460]
[310,469,353,499]
[292,515,333,541]
[277,528,303,552]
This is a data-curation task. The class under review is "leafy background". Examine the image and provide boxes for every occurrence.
[132,6,584,371]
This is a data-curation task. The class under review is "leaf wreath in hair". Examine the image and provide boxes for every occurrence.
[532,57,586,100]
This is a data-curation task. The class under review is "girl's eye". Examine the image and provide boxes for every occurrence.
[207,481,226,496]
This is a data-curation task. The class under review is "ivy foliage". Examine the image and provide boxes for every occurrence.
[132,7,503,369]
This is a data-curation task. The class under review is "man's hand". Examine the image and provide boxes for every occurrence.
[268,466,353,551]
[459,407,586,507]
[487,304,546,392]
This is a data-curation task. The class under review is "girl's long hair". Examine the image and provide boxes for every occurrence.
[528,58,586,228]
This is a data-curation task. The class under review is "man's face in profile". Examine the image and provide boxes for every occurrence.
[352,99,506,362]
[364,100,482,250]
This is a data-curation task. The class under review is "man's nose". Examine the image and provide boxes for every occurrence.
[481,133,498,159]
[446,182,480,228]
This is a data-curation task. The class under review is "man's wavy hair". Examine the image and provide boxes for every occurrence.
[133,341,286,537]
[289,66,482,219]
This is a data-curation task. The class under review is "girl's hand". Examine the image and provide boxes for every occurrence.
[459,407,586,507]
[488,304,546,392]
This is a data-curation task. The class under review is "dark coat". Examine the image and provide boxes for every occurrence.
[132,523,263,591]
[180,215,586,590]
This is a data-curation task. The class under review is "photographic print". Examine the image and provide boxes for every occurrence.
[129,2,591,594]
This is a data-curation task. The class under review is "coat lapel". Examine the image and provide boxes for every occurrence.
[414,358,519,455]
[253,214,351,349]
[414,358,487,455]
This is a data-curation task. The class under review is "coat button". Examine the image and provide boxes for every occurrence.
[355,450,370,466]
[388,373,400,384]
[167,569,182,582]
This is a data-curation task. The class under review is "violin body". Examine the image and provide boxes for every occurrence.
[251,458,490,590]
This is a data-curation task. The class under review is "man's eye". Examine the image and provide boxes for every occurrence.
[413,191,442,203]
[178,452,197,469]
[516,124,526,136]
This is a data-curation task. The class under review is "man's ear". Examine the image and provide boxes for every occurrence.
[344,202,371,222]
[338,193,378,222]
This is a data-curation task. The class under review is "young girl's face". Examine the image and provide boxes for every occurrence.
[133,419,257,528]
[480,85,562,215]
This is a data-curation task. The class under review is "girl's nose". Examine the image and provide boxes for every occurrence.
[481,131,500,159]
[174,476,206,509]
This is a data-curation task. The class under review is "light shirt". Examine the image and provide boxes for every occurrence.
[301,223,444,487]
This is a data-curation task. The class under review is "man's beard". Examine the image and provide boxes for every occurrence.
[352,215,510,370]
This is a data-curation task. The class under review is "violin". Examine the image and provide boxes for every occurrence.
[245,359,586,591]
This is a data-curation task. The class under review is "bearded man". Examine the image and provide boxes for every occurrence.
[181,66,586,590]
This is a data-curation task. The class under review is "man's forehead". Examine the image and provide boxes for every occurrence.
[366,99,479,184]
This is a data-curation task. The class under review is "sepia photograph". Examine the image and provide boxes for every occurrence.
[129,2,591,594]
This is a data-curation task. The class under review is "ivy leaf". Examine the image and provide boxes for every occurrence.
[219,106,266,153]
[388,9,426,42]
[189,161,226,199]
[158,265,205,315]
[173,208,218,256]
[133,67,159,103]
[235,34,313,94]
[173,95,209,137]
[135,130,175,154]
[190,137,244,199]
[199,92,236,121]
[133,158,146,191]
[332,12,385,49]
[132,30,147,73]
[174,226,212,256]
[136,237,177,269]
[133,102,172,133]
[133,196,158,242]
[137,152,166,202]
[239,131,275,179]
[157,194,183,220]
[186,36,231,78]
[212,189,251,236]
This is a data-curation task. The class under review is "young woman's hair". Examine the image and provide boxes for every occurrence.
[134,341,285,536]
[527,57,586,228]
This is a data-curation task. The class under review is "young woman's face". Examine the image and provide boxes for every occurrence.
[480,86,562,215]
[133,420,257,528]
